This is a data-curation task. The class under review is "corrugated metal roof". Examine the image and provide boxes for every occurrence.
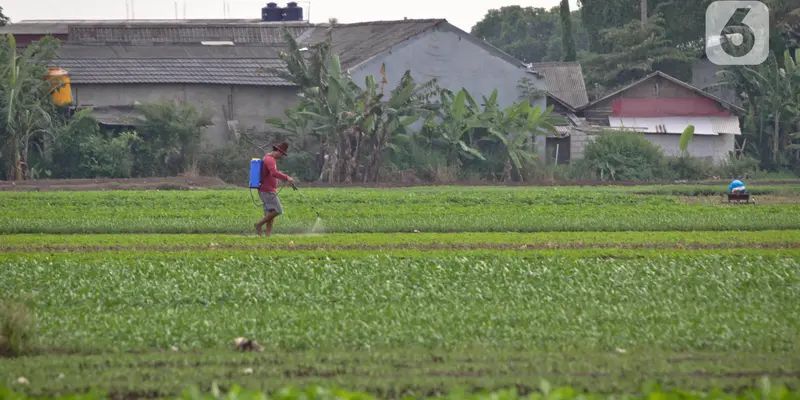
[526,62,589,109]
[608,116,741,135]
[710,116,742,135]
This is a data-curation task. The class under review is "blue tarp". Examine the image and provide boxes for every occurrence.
[728,180,745,192]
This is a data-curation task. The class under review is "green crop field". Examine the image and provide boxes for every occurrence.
[1,184,799,400]
[2,185,800,234]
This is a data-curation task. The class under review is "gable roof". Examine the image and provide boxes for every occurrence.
[48,19,511,86]
[526,62,589,110]
[302,19,447,69]
[577,70,746,115]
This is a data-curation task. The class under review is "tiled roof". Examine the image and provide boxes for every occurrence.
[52,19,449,86]
[526,62,589,109]
[67,23,309,44]
[55,43,290,85]
[57,43,285,58]
[303,19,445,68]
[55,58,290,86]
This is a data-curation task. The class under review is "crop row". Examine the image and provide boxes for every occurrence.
[3,250,798,353]
[1,230,799,252]
[2,189,799,233]
[1,378,799,400]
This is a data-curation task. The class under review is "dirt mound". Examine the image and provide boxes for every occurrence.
[0,176,234,192]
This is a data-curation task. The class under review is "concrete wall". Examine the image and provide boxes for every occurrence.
[348,25,549,159]
[643,133,736,164]
[72,83,298,147]
[570,127,589,160]
[568,129,735,164]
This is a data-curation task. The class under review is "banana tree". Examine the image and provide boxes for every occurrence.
[477,100,562,181]
[430,88,485,167]
[714,50,800,168]
[361,69,442,182]
[0,34,61,180]
[288,53,374,183]
[679,124,695,156]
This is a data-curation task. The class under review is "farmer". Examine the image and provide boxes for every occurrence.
[255,142,294,236]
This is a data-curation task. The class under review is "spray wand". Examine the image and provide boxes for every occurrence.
[289,182,322,219]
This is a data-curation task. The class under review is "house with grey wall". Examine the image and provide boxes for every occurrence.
[3,17,549,150]
[524,62,590,164]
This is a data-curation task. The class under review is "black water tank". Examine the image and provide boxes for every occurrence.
[261,2,282,21]
[283,2,303,21]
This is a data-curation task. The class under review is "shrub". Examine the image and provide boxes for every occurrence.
[715,153,762,179]
[579,131,670,181]
[667,156,715,180]
[198,143,253,185]
[47,109,138,179]
[0,299,35,357]
[199,141,320,186]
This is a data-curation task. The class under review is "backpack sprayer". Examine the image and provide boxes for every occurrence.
[248,158,321,218]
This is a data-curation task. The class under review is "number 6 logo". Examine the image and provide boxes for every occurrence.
[705,1,770,65]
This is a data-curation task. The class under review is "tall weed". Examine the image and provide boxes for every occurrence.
[0,299,35,357]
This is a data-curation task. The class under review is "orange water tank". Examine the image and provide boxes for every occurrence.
[46,67,73,106]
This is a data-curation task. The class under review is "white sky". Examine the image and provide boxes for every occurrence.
[3,0,581,32]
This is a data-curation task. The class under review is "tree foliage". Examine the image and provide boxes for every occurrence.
[0,7,9,27]
[128,100,214,177]
[0,34,61,180]
[714,50,800,170]
[471,5,588,64]
[559,0,577,62]
[581,15,697,94]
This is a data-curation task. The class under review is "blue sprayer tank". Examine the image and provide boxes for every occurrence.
[249,158,263,189]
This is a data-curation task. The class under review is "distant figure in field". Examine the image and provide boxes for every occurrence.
[728,179,747,194]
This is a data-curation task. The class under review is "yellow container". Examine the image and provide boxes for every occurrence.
[46,67,73,106]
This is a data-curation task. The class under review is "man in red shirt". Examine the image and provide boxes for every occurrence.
[255,142,294,236]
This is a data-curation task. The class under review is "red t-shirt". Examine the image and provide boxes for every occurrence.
[258,154,290,193]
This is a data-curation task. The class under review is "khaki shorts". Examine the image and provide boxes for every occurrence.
[259,191,283,215]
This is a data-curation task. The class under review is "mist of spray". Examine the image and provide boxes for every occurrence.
[311,217,325,233]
